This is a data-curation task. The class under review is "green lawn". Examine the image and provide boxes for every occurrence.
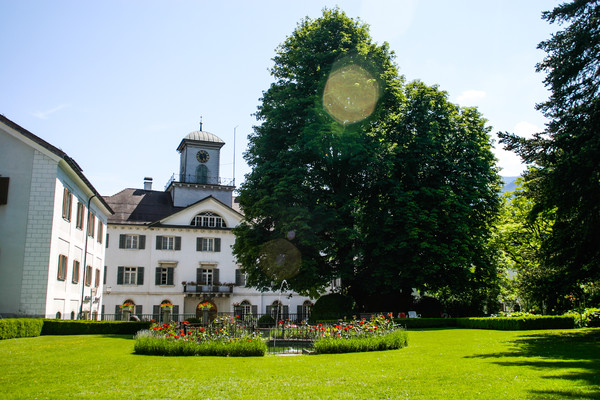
[1,328,599,399]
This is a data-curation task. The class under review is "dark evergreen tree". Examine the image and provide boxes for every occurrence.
[499,0,600,301]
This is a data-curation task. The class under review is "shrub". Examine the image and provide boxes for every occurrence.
[0,319,44,340]
[310,293,356,321]
[394,318,458,329]
[257,314,275,328]
[581,308,600,327]
[41,320,151,335]
[457,316,575,330]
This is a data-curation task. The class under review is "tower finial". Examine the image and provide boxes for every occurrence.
[199,116,203,131]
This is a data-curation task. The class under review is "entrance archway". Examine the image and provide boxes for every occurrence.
[196,300,217,321]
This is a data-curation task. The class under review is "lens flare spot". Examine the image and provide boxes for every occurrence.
[323,63,380,125]
[258,238,301,282]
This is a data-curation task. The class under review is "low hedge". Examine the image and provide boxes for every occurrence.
[395,318,458,329]
[0,319,44,340]
[41,320,152,335]
[457,315,576,330]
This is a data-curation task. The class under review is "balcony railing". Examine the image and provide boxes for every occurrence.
[183,284,233,295]
[165,173,234,190]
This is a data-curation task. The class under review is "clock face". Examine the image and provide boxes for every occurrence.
[196,150,210,163]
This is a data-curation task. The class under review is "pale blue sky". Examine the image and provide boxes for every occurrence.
[1,0,559,196]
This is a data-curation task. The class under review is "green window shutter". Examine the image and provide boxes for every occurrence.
[213,268,219,284]
[156,236,162,250]
[119,234,126,249]
[135,305,143,315]
[235,269,246,286]
[214,238,221,252]
[175,236,181,250]
[155,267,161,285]
[266,306,272,316]
[196,237,202,251]
[117,266,124,284]
[173,305,179,322]
[137,267,144,285]
[196,268,202,284]
[297,305,303,320]
[252,305,258,315]
[152,305,160,321]
[167,268,174,285]
[115,305,121,321]
[139,235,146,249]
[283,305,289,321]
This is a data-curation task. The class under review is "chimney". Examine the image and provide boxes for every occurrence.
[144,177,153,191]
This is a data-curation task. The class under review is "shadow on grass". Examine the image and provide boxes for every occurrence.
[467,329,600,399]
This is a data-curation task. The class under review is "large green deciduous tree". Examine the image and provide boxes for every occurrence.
[499,0,600,297]
[234,9,501,312]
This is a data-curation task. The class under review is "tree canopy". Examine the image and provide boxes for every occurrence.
[234,8,501,313]
[499,0,600,299]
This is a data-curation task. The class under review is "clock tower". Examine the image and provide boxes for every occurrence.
[166,126,234,208]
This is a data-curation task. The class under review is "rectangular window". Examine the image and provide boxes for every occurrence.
[124,267,137,285]
[0,176,9,205]
[85,265,92,286]
[117,266,144,285]
[162,236,174,250]
[119,234,145,249]
[196,237,221,252]
[62,188,72,221]
[97,223,103,244]
[76,202,84,229]
[94,269,100,288]
[87,211,95,237]
[155,266,174,286]
[72,260,80,284]
[57,254,68,281]
[201,269,213,285]
[156,236,181,250]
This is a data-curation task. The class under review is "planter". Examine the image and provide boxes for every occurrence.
[122,310,131,321]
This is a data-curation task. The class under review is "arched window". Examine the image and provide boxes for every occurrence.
[55,311,62,319]
[191,212,226,228]
[302,300,313,320]
[196,165,208,184]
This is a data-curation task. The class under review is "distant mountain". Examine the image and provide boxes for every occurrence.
[501,176,519,194]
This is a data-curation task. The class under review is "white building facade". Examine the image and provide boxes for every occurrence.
[0,115,112,319]
[103,128,314,321]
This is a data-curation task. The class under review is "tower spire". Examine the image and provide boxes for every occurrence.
[199,116,203,131]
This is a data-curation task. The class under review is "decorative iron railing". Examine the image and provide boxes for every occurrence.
[164,173,234,190]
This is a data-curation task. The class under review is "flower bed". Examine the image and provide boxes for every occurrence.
[134,317,267,357]
[133,314,408,356]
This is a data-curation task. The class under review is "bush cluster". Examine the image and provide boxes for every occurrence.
[457,315,575,330]
[0,319,44,340]
[41,320,151,335]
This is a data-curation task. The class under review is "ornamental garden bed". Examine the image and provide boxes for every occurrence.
[133,314,408,356]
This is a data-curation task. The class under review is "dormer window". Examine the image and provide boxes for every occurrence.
[191,212,226,228]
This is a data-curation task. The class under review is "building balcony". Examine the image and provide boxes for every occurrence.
[183,284,233,298]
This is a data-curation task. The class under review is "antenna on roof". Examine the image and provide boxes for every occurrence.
[199,116,203,131]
